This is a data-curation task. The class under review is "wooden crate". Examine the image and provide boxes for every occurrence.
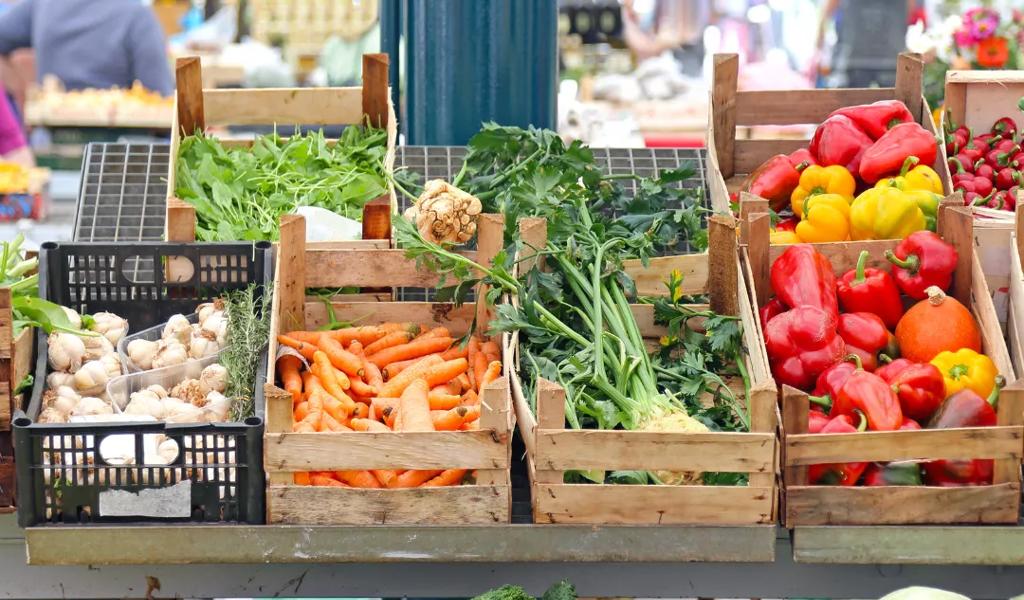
[165,53,396,244]
[512,214,779,525]
[742,203,1023,526]
[708,52,950,214]
[943,71,1024,332]
[0,289,32,513]
[262,214,513,525]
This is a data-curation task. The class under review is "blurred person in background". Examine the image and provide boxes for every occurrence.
[622,0,712,75]
[0,89,29,167]
[0,0,173,95]
[813,0,919,88]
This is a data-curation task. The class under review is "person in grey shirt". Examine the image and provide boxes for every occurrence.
[0,0,173,95]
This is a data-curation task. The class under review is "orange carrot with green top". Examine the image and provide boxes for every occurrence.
[278,335,319,361]
[318,335,365,377]
[323,326,390,346]
[368,336,455,368]
[422,469,467,487]
[379,355,444,398]
[364,330,415,356]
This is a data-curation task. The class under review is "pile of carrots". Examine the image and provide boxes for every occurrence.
[275,322,503,489]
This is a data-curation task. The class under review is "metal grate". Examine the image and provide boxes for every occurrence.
[74,143,171,242]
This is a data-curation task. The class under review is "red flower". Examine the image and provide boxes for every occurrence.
[977,36,1010,68]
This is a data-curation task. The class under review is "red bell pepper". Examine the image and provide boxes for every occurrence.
[1005,186,1020,211]
[974,160,995,182]
[838,312,899,372]
[984,145,1020,168]
[758,297,787,332]
[743,152,811,212]
[808,409,831,434]
[956,173,994,197]
[863,461,923,486]
[899,418,923,430]
[789,148,818,168]
[765,306,846,391]
[829,100,914,140]
[923,377,1004,486]
[769,244,839,317]
[835,250,904,329]
[992,116,1018,139]
[996,167,1022,191]
[859,123,939,184]
[884,231,958,300]
[949,155,974,177]
[960,139,986,163]
[812,357,859,416]
[808,412,869,486]
[775,216,799,232]
[835,368,903,431]
[875,360,946,422]
[810,114,874,174]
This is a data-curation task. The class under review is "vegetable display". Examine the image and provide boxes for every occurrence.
[945,104,1024,211]
[398,124,748,487]
[275,324,501,489]
[739,99,943,244]
[764,240,1005,487]
[174,126,391,241]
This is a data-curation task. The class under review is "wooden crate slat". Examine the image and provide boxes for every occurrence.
[786,484,1021,526]
[734,88,895,126]
[304,248,478,288]
[265,429,510,471]
[533,484,774,525]
[202,87,364,126]
[733,139,809,174]
[305,301,476,334]
[622,253,708,297]
[535,429,774,472]
[785,426,1023,465]
[766,239,899,273]
[268,485,510,525]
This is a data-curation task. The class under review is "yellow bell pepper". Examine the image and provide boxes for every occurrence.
[903,189,941,231]
[874,156,945,195]
[849,187,926,240]
[790,165,856,216]
[770,230,801,245]
[930,349,998,398]
[794,194,851,243]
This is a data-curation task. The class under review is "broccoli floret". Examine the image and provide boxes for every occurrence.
[473,584,534,600]
[541,580,577,600]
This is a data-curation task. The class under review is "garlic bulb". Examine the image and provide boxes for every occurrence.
[170,378,210,406]
[126,339,159,370]
[145,384,169,398]
[72,396,113,416]
[196,299,224,324]
[89,312,129,345]
[152,340,187,369]
[46,371,75,390]
[125,391,166,419]
[200,312,227,345]
[82,334,114,362]
[202,391,231,422]
[73,360,113,395]
[162,314,192,345]
[163,399,204,423]
[51,385,82,415]
[48,332,86,372]
[156,438,179,464]
[199,364,228,394]
[39,406,66,423]
[188,329,220,359]
[403,179,483,245]
[61,306,83,330]
[99,353,123,378]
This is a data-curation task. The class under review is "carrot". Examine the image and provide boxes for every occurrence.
[462,389,479,405]
[372,469,401,487]
[364,330,415,356]
[462,419,480,430]
[277,335,318,361]
[317,335,365,377]
[368,337,455,368]
[313,351,353,402]
[350,417,391,432]
[439,380,462,395]
[428,389,462,410]
[321,411,352,432]
[481,340,500,358]
[473,351,488,394]
[456,373,472,393]
[383,405,398,429]
[293,421,317,433]
[322,326,391,346]
[362,359,384,390]
[381,357,421,381]
[352,403,370,419]
[422,358,470,388]
[478,360,502,392]
[379,355,444,398]
[397,379,434,432]
[372,396,399,416]
[467,337,480,388]
[418,326,450,339]
[294,472,311,485]
[278,355,304,403]
[389,469,442,488]
[318,390,354,422]
[349,376,377,398]
[432,406,469,431]
[441,344,469,360]
[283,330,322,344]
[422,469,467,487]
[335,470,382,488]
[459,405,481,423]
[306,383,324,416]
[294,401,310,422]
[310,474,346,487]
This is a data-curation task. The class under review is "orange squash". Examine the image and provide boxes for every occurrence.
[895,286,981,363]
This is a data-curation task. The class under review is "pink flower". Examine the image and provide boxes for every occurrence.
[954,27,976,48]
[968,8,1000,40]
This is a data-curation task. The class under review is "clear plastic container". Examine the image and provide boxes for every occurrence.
[106,353,220,411]
[117,312,225,373]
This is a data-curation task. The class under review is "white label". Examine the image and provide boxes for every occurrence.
[98,479,192,518]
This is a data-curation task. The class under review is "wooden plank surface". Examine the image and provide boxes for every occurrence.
[535,430,775,472]
[361,53,389,129]
[305,301,475,334]
[786,484,1020,526]
[785,426,1023,465]
[268,485,510,525]
[974,250,1015,381]
[175,57,205,135]
[734,88,894,126]
[708,214,738,316]
[734,139,808,174]
[278,215,307,333]
[533,484,774,525]
[895,53,924,121]
[164,198,196,243]
[794,525,1024,564]
[0,290,12,359]
[622,253,708,297]
[711,54,739,178]
[203,87,364,126]
[304,248,477,288]
[769,239,899,275]
[265,430,509,471]
[945,70,1024,134]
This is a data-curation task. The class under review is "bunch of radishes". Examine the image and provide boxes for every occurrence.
[947,115,1023,211]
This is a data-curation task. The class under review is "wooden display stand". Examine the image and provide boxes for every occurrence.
[262,214,513,525]
[512,215,779,525]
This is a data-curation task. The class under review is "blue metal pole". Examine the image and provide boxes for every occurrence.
[403,0,558,145]
[379,0,402,122]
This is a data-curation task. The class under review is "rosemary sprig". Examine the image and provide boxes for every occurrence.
[223,282,274,422]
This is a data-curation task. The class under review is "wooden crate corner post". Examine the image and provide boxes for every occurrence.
[707,213,739,317]
[361,53,389,130]
[711,53,739,180]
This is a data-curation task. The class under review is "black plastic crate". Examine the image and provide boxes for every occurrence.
[14,241,272,527]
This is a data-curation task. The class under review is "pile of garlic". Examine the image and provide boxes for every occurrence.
[40,308,129,423]
[125,299,227,371]
[123,363,231,424]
